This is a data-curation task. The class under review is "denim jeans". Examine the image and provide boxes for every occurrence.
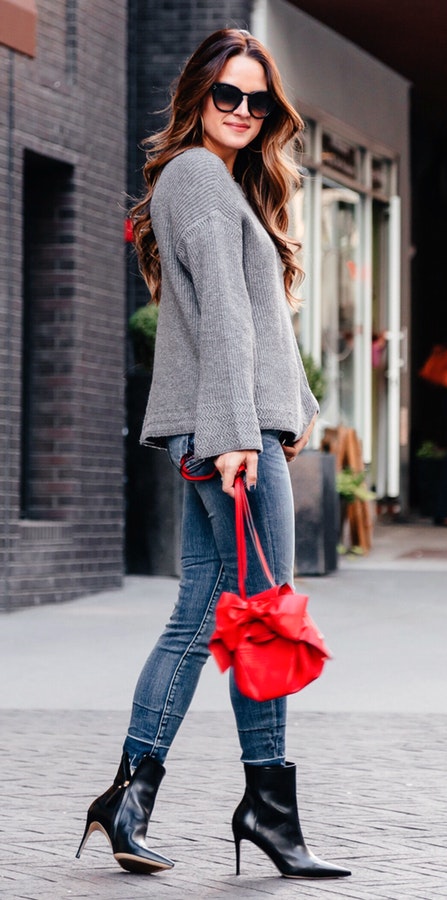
[123,430,295,767]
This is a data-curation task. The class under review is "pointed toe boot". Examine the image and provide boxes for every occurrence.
[76,752,174,874]
[232,761,351,878]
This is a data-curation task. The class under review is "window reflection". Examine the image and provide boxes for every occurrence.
[321,183,360,427]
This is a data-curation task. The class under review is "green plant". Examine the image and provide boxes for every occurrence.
[336,468,375,504]
[129,304,159,371]
[299,350,327,405]
[415,440,446,460]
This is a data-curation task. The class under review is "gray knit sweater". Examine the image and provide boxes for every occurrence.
[140,147,318,458]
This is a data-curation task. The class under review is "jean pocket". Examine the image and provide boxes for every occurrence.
[167,434,217,481]
[166,434,193,471]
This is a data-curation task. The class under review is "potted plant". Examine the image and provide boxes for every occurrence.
[415,440,447,521]
[299,349,327,406]
[336,468,375,554]
[128,303,159,372]
[336,468,376,504]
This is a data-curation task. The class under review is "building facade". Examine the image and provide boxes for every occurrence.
[0,1,127,610]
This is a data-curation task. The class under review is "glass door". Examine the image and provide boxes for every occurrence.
[371,199,389,497]
[320,181,362,429]
[295,125,401,490]
[371,197,402,499]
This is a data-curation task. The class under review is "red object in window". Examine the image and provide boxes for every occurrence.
[124,218,134,242]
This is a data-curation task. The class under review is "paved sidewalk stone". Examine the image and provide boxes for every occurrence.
[1,709,446,899]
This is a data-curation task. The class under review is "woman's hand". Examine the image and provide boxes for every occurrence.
[282,414,318,463]
[214,450,258,498]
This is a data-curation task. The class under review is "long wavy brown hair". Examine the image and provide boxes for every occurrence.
[130,28,305,306]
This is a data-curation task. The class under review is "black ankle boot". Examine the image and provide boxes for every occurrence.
[76,752,174,874]
[232,761,351,878]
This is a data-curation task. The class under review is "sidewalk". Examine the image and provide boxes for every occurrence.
[1,520,446,899]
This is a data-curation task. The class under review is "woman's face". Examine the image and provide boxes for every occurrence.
[201,54,268,172]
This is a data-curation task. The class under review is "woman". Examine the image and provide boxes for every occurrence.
[76,28,351,880]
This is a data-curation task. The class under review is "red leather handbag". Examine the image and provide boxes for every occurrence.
[209,473,332,702]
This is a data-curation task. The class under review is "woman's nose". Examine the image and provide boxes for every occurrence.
[234,95,250,116]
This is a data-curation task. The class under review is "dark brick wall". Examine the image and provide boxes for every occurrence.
[0,1,127,610]
[21,154,77,522]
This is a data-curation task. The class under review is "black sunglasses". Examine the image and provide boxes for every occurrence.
[211,82,276,119]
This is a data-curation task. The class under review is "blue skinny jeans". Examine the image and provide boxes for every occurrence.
[123,430,295,767]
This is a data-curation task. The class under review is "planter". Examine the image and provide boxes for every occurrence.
[125,371,182,576]
[290,450,339,575]
[416,457,447,521]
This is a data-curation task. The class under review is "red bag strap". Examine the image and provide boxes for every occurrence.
[234,472,275,600]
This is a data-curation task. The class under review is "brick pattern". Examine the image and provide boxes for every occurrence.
[22,155,77,521]
[0,1,127,609]
[1,709,446,898]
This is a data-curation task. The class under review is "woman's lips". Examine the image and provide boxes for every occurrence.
[226,122,250,132]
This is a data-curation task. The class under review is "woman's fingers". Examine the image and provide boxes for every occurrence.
[244,451,258,492]
[282,443,299,462]
[282,414,318,463]
[214,450,258,497]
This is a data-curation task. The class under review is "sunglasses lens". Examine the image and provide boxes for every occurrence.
[213,83,242,111]
[248,92,275,118]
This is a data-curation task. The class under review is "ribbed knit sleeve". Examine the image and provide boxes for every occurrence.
[177,210,262,456]
[166,149,241,243]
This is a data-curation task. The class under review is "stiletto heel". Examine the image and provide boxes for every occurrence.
[232,762,351,879]
[234,832,241,875]
[76,753,174,874]
[76,814,110,858]
[76,822,89,859]
[76,817,92,858]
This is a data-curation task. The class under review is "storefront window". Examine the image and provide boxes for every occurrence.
[320,182,360,427]
[294,122,398,480]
